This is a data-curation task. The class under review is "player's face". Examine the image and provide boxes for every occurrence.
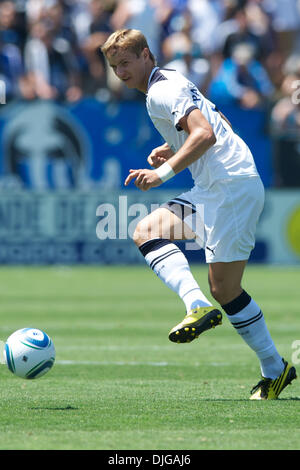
[107,48,150,93]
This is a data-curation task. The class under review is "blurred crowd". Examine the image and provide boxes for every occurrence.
[1,0,300,129]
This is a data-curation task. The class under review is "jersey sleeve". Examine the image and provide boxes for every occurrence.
[148,81,198,131]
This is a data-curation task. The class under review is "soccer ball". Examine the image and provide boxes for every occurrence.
[4,328,55,379]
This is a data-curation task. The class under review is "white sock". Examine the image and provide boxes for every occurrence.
[222,291,284,379]
[139,238,212,312]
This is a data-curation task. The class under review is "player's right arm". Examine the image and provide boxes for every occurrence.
[147,142,174,168]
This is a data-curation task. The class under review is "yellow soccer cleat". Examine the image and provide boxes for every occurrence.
[250,359,297,400]
[168,306,222,344]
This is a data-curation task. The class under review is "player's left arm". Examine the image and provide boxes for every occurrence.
[124,108,216,191]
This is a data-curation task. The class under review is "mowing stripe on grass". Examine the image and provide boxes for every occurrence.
[57,360,229,367]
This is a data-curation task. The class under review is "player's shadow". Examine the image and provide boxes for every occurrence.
[30,405,79,410]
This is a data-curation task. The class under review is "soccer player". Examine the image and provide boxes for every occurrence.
[101,29,297,400]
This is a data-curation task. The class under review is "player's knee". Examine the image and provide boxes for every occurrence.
[133,219,152,247]
[132,221,143,246]
[209,283,224,304]
[209,280,234,305]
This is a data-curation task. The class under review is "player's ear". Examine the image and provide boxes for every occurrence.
[142,47,149,60]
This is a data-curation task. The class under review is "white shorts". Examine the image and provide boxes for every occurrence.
[164,176,265,263]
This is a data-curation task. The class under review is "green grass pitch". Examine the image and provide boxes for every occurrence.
[0,264,299,450]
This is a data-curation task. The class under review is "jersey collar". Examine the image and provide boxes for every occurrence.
[147,66,160,92]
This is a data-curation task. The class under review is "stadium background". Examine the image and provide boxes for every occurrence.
[0,0,299,267]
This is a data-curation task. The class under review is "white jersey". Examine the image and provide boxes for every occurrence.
[146,67,259,190]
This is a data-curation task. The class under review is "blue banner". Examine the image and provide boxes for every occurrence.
[0,98,278,265]
[0,189,271,265]
[0,98,193,191]
[0,98,272,191]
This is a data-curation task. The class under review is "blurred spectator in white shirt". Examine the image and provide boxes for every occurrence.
[24,18,82,102]
[162,32,211,93]
[262,0,300,58]
[80,0,115,93]
[187,0,222,56]
[110,0,160,60]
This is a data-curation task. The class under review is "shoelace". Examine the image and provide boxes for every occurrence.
[250,378,272,396]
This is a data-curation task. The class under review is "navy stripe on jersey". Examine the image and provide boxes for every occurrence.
[147,68,199,132]
[147,68,177,91]
[148,68,168,91]
[175,105,198,131]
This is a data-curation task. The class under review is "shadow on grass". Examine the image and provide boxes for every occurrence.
[29,405,79,410]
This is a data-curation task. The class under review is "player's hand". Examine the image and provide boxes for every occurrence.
[147,145,174,168]
[124,168,162,191]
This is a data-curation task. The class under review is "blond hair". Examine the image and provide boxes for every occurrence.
[101,29,156,64]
